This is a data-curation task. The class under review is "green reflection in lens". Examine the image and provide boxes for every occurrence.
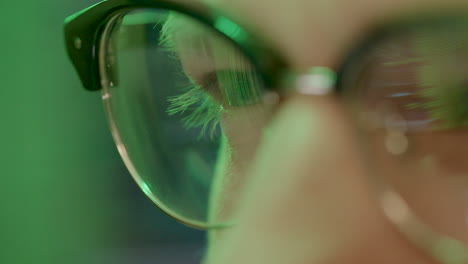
[215,16,248,43]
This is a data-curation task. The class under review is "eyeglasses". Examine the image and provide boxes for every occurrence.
[65,0,468,261]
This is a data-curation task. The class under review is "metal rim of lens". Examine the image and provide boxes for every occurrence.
[97,9,234,230]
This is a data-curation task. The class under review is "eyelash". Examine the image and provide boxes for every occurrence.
[166,69,264,138]
[166,81,223,139]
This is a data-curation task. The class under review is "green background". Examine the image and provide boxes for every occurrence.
[1,0,120,263]
[0,1,204,263]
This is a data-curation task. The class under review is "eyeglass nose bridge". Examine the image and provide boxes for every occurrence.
[279,66,337,96]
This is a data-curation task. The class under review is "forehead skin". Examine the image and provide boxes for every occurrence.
[202,0,468,69]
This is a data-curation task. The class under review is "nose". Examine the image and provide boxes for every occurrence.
[204,92,440,264]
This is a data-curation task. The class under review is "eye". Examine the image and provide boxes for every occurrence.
[346,30,468,132]
[352,53,433,130]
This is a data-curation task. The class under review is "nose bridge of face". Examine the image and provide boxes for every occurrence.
[280,67,337,96]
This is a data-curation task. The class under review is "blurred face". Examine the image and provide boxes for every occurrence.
[168,0,468,263]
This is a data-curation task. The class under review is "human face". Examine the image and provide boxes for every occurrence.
[166,0,468,263]
[65,0,468,262]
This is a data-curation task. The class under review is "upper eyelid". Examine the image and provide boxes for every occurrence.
[197,69,250,88]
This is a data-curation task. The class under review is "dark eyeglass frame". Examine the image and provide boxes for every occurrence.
[64,0,468,94]
[64,1,468,262]
[64,0,288,93]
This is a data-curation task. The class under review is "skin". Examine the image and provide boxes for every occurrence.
[167,0,468,263]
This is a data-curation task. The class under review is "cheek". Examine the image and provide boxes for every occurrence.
[208,104,276,223]
[367,128,468,243]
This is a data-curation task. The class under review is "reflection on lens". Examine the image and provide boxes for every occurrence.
[342,19,468,245]
[98,8,273,228]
